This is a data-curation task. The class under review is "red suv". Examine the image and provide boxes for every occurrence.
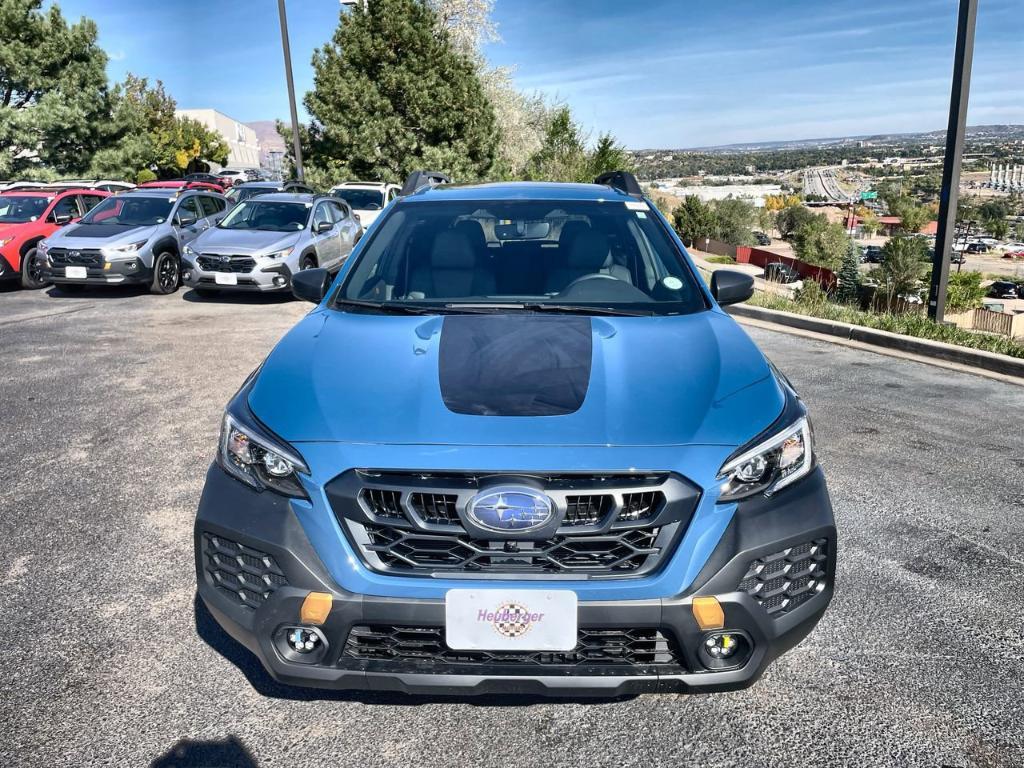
[0,188,110,288]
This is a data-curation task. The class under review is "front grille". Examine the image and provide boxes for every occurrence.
[328,470,699,579]
[738,538,828,617]
[344,625,684,670]
[48,248,102,266]
[201,533,288,610]
[197,254,256,273]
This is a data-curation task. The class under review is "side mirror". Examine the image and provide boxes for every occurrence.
[292,267,332,303]
[314,220,333,234]
[177,213,198,228]
[52,213,74,225]
[710,270,755,306]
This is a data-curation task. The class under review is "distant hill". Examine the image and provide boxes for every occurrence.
[636,124,1024,154]
[246,120,286,153]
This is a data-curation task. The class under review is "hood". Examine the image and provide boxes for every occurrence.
[250,310,785,448]
[0,222,24,240]
[191,227,299,255]
[354,209,382,228]
[53,223,158,246]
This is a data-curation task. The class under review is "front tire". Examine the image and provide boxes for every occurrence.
[301,254,317,271]
[20,247,48,289]
[150,251,180,295]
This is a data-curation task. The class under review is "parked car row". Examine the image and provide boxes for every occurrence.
[1,181,379,297]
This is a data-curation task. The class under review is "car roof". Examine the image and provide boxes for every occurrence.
[333,181,389,189]
[240,192,319,203]
[236,181,288,188]
[402,181,639,203]
[0,187,91,197]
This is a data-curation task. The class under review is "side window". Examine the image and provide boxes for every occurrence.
[198,196,223,218]
[312,203,334,229]
[176,196,201,224]
[50,195,81,221]
[79,195,104,213]
[330,201,350,221]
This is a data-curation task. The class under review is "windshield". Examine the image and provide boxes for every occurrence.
[337,200,705,315]
[331,188,385,211]
[227,186,274,203]
[218,200,310,231]
[0,195,50,223]
[80,196,173,226]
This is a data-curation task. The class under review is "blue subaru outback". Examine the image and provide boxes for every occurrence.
[194,170,836,696]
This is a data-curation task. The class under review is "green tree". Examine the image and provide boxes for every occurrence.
[879,235,928,310]
[302,0,498,183]
[711,197,756,246]
[588,132,631,179]
[791,214,849,270]
[859,209,880,238]
[671,195,719,246]
[835,239,861,304]
[0,0,111,176]
[944,271,986,314]
[526,106,588,182]
[979,199,1010,240]
[775,204,815,240]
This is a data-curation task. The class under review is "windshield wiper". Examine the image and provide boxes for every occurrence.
[518,303,654,317]
[334,299,495,315]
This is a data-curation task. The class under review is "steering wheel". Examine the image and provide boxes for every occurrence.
[561,273,619,292]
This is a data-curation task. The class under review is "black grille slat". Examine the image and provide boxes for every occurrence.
[344,625,684,669]
[410,493,459,524]
[360,489,405,520]
[564,495,612,525]
[738,538,829,617]
[49,248,102,266]
[619,491,664,522]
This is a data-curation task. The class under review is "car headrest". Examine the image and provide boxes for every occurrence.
[431,230,476,270]
[559,220,590,247]
[567,230,612,270]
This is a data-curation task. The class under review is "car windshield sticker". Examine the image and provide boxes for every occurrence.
[625,200,649,211]
[663,276,683,290]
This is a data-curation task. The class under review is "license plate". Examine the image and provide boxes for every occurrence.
[445,589,577,651]
[214,272,238,285]
[65,266,87,279]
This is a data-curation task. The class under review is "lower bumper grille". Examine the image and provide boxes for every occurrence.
[344,625,684,670]
[738,538,829,617]
[202,533,288,610]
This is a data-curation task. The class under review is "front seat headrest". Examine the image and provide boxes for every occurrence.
[430,230,476,270]
[567,230,612,270]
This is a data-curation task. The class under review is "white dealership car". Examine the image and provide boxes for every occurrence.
[328,181,401,230]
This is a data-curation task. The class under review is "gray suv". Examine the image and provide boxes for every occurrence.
[39,189,228,294]
[181,193,361,295]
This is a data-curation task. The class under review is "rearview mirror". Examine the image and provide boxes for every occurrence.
[314,220,333,234]
[177,213,198,228]
[292,267,332,303]
[710,270,755,306]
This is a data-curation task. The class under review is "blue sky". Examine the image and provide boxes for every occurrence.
[53,0,1024,148]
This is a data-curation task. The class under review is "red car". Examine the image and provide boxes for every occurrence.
[0,187,110,288]
[137,180,225,194]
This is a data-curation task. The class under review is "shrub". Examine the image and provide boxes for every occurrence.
[135,168,157,184]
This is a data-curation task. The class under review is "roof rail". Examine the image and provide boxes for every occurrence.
[594,170,643,198]
[399,170,451,197]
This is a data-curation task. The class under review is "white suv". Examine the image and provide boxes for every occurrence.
[328,181,400,230]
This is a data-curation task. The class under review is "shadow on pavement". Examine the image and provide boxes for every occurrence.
[150,736,258,768]
[181,288,296,305]
[44,284,146,299]
[193,594,637,707]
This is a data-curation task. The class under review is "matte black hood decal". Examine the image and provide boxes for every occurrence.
[439,315,593,417]
[65,223,143,239]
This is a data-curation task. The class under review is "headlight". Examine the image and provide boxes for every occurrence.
[717,416,814,502]
[183,244,196,256]
[0,236,13,248]
[265,246,294,260]
[104,239,149,258]
[218,412,309,498]
[36,240,49,253]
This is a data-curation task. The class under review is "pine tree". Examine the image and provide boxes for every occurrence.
[303,0,498,184]
[835,239,861,304]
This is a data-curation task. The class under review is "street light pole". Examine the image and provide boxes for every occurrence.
[277,0,304,182]
[928,0,978,323]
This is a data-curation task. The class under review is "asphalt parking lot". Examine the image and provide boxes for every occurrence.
[1,284,1022,768]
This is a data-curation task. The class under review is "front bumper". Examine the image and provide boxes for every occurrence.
[43,258,151,285]
[183,259,292,292]
[195,464,835,696]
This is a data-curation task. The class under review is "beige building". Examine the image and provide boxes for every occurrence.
[175,108,261,169]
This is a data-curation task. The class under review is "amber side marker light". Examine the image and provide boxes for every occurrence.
[691,596,725,630]
[300,592,333,625]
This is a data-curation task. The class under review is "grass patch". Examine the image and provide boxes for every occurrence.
[705,255,736,264]
[747,290,1024,360]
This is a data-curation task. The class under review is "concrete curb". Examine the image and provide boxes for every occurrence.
[727,303,1024,379]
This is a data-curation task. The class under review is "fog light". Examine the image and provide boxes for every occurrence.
[183,270,192,280]
[705,633,738,659]
[288,628,321,653]
[273,276,286,286]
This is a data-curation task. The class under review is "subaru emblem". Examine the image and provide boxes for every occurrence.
[466,486,554,532]
[69,250,80,259]
[219,255,231,264]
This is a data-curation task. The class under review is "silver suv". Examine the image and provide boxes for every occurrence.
[181,193,361,295]
[39,189,228,294]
